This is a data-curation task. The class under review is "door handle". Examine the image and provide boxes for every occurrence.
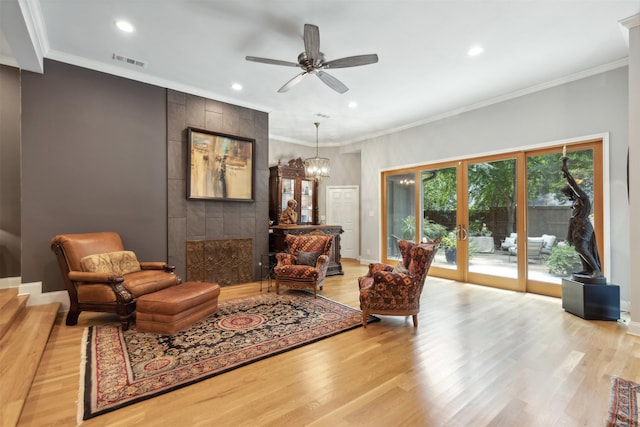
[456,225,468,241]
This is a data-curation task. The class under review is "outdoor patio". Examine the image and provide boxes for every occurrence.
[432,248,564,284]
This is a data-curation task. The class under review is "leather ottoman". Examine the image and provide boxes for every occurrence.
[136,281,220,334]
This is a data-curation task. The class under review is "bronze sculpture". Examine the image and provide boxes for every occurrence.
[561,154,605,284]
[279,199,298,225]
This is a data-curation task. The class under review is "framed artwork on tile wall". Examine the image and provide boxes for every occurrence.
[187,127,255,201]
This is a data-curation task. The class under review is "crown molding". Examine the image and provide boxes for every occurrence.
[340,59,629,147]
[620,14,640,29]
[45,49,273,115]
[619,14,640,46]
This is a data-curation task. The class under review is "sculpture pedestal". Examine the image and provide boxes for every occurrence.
[561,278,620,320]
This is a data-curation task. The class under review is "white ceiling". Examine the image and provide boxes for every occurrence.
[1,0,638,147]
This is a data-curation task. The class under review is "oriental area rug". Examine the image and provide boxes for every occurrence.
[608,376,640,426]
[79,291,376,421]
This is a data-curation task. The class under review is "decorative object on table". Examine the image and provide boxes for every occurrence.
[78,291,377,421]
[607,376,640,427]
[560,147,619,320]
[279,199,298,224]
[246,23,378,94]
[304,122,330,181]
[186,127,254,201]
[50,231,180,330]
[273,232,333,297]
[358,238,440,328]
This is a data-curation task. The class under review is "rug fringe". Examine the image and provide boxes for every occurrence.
[76,327,88,426]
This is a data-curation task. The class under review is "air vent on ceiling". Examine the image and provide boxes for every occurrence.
[316,113,330,119]
[112,53,146,68]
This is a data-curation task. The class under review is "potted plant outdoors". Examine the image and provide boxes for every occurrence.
[547,242,581,277]
[400,215,416,241]
[423,220,448,242]
[441,231,458,264]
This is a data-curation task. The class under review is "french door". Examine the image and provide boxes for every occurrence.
[381,138,603,296]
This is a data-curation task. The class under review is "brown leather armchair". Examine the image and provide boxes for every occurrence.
[358,238,440,328]
[51,231,180,330]
[273,232,333,297]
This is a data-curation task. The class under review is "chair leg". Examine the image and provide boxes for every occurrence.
[65,309,80,326]
[412,314,418,328]
[275,280,280,295]
[362,310,368,328]
[120,316,130,331]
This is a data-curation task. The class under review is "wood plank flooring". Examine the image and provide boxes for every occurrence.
[17,260,640,426]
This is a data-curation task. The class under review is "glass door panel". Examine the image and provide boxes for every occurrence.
[526,149,593,284]
[384,172,416,261]
[467,158,518,279]
[300,179,314,224]
[380,138,602,298]
[281,178,294,212]
[421,166,459,271]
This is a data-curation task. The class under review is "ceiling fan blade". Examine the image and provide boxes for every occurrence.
[316,71,348,94]
[324,54,379,69]
[304,24,321,60]
[245,56,299,67]
[278,72,307,93]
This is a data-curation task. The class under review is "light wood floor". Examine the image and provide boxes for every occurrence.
[17,260,640,426]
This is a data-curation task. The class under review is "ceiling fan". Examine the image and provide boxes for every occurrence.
[246,23,378,94]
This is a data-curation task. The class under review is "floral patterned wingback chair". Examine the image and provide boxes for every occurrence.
[358,238,440,328]
[273,232,333,297]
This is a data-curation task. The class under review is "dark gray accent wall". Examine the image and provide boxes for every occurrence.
[21,60,167,292]
[166,91,269,282]
[0,65,21,278]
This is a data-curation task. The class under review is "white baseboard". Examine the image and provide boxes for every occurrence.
[621,299,631,313]
[627,321,640,336]
[0,276,22,288]
[17,281,69,313]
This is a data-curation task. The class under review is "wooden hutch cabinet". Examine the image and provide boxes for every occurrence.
[269,158,318,225]
[268,158,343,276]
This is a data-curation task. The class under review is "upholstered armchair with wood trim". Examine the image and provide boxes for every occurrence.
[51,231,181,330]
[273,233,333,297]
[358,238,440,328]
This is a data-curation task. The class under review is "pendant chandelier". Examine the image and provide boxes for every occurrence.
[304,122,330,181]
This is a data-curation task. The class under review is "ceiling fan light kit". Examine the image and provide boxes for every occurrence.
[246,23,378,94]
[305,122,330,181]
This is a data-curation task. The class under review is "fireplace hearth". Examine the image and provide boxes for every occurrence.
[186,239,253,285]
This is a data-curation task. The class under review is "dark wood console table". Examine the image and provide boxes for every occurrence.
[269,225,344,276]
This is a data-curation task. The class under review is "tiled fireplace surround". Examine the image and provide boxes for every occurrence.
[166,90,270,284]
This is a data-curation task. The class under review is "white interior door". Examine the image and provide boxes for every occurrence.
[326,186,359,259]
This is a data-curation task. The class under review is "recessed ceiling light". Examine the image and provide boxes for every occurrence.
[115,20,135,33]
[231,83,243,91]
[348,101,358,109]
[468,46,484,57]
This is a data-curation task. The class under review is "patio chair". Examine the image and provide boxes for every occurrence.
[540,234,557,256]
[501,233,517,251]
[508,237,545,263]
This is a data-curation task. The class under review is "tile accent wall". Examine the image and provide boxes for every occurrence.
[167,90,269,282]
